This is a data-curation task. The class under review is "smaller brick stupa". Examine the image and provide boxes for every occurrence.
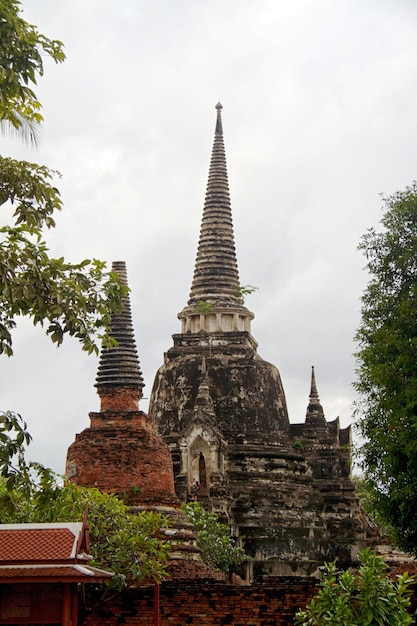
[66,261,178,509]
[66,262,220,580]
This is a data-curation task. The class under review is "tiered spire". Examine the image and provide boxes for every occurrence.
[95,261,144,406]
[305,366,326,424]
[178,103,254,336]
[188,102,242,307]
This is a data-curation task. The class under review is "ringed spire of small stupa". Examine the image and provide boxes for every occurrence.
[305,366,326,424]
[95,261,144,410]
[178,103,254,336]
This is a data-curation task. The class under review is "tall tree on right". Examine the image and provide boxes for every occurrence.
[354,181,417,555]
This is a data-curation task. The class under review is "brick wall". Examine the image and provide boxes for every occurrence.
[98,388,142,412]
[82,578,319,626]
[66,424,179,507]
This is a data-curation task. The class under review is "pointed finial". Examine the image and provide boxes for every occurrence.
[305,366,325,424]
[215,101,223,134]
[194,357,215,415]
[310,366,319,400]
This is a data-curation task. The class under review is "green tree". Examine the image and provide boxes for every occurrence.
[0,4,153,592]
[0,0,65,142]
[0,412,170,591]
[352,475,396,541]
[294,548,414,626]
[182,501,246,575]
[0,0,125,356]
[354,181,417,554]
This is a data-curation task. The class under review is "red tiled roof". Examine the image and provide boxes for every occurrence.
[0,522,113,584]
[0,564,112,582]
[0,527,76,562]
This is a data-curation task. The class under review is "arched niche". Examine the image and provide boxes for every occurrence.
[188,434,211,497]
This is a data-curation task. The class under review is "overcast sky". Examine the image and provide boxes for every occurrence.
[2,0,417,474]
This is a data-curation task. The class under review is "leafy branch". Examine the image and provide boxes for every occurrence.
[182,501,246,575]
[236,284,258,301]
[0,412,170,590]
[197,300,213,314]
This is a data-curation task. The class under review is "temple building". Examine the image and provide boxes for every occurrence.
[148,103,371,579]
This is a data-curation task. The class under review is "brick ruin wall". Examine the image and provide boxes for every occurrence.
[82,578,319,626]
[66,421,179,507]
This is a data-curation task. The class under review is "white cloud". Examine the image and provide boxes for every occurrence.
[1,0,417,473]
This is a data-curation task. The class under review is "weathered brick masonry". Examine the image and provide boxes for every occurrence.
[64,108,417,625]
[67,413,177,506]
[149,103,372,578]
[65,261,209,577]
[82,579,319,626]
[66,261,179,508]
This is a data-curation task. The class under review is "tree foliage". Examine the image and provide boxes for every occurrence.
[294,548,414,626]
[0,4,152,592]
[354,182,417,554]
[352,475,396,542]
[0,411,170,590]
[0,0,126,356]
[0,0,65,142]
[182,501,246,574]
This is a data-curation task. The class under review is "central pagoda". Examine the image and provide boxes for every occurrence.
[149,104,369,579]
